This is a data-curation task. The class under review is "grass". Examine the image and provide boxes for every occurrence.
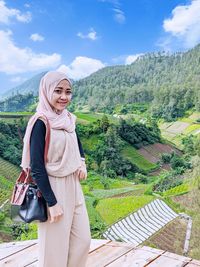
[84,196,106,237]
[0,176,14,204]
[0,157,20,205]
[81,172,137,190]
[75,112,103,123]
[170,188,200,260]
[0,112,32,115]
[96,195,154,225]
[184,124,200,135]
[82,135,99,150]
[0,157,20,182]
[122,143,157,172]
[92,186,145,199]
[163,183,190,197]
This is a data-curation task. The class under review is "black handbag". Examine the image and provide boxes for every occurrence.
[18,183,48,223]
[10,170,48,223]
[10,116,50,223]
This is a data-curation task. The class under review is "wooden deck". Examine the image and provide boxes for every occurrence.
[0,239,200,267]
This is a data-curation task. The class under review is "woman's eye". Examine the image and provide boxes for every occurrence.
[55,89,62,94]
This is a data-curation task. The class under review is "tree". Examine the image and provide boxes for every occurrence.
[94,126,135,178]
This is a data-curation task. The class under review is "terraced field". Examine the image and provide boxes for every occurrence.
[163,183,190,197]
[122,144,157,172]
[103,199,179,246]
[92,185,147,199]
[138,143,182,163]
[144,217,187,255]
[0,157,20,205]
[160,112,200,148]
[0,157,20,182]
[96,195,155,225]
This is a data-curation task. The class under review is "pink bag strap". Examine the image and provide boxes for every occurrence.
[43,115,50,164]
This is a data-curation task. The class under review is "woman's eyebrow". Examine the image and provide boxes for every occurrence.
[55,86,72,90]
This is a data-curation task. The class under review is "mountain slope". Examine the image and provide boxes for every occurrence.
[1,45,200,117]
[0,72,47,100]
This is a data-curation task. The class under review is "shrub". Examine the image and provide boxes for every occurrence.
[161,153,172,163]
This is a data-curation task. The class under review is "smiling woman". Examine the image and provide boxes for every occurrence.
[20,71,91,267]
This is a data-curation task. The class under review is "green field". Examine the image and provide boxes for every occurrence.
[96,195,154,225]
[82,135,156,173]
[81,172,137,190]
[184,124,200,135]
[92,185,147,199]
[75,112,103,123]
[0,176,14,204]
[122,143,157,172]
[0,157,20,205]
[0,157,20,182]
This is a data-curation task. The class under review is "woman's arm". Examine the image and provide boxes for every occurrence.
[76,130,85,159]
[75,130,87,179]
[30,119,57,207]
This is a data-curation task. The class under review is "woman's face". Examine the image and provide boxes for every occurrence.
[51,79,72,114]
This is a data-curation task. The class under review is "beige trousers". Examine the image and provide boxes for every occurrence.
[37,173,91,267]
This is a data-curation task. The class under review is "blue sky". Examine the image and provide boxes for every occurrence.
[0,0,200,93]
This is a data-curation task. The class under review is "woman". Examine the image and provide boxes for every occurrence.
[20,71,91,267]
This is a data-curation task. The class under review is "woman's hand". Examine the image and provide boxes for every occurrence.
[48,203,64,223]
[76,161,87,180]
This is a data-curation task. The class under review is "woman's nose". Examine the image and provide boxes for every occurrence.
[60,93,67,99]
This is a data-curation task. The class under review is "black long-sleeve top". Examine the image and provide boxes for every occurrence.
[30,119,84,207]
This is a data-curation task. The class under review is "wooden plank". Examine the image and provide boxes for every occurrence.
[185,263,200,267]
[86,241,135,267]
[105,246,164,266]
[13,240,112,267]
[0,240,37,260]
[89,239,111,253]
[184,259,200,267]
[25,263,37,267]
[163,251,191,262]
[0,243,38,267]
[146,252,191,267]
[146,256,189,267]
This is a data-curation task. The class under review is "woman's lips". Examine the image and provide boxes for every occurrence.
[58,102,67,105]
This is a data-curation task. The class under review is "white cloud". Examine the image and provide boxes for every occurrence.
[125,54,143,65]
[112,54,143,64]
[10,76,26,83]
[0,0,31,24]
[0,30,61,74]
[24,3,30,8]
[30,33,44,42]
[57,56,105,80]
[77,28,98,41]
[160,0,200,49]
[113,8,125,24]
[99,0,120,5]
[99,0,125,24]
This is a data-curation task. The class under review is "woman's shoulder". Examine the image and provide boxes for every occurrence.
[32,118,46,134]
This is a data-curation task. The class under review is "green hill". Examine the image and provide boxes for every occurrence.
[1,45,200,119]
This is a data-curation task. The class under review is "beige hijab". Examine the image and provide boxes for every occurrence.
[20,71,76,169]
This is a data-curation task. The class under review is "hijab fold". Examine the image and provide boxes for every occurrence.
[20,71,76,169]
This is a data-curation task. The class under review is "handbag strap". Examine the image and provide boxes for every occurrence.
[44,115,50,164]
